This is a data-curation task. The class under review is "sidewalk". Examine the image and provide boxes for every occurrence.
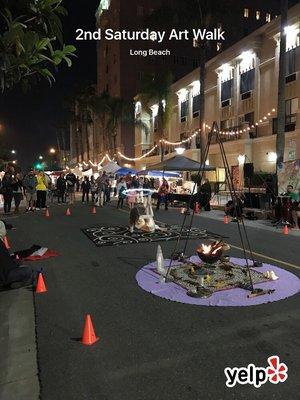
[182,208,300,237]
[0,213,40,400]
[0,288,39,400]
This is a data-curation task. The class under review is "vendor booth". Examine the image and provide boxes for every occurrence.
[148,155,215,208]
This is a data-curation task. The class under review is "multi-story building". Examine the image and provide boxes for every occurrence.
[89,0,282,164]
[132,3,300,189]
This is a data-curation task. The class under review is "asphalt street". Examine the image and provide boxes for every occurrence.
[1,202,300,400]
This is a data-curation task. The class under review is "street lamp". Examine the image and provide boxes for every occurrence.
[49,148,56,154]
[175,147,185,155]
[11,150,16,154]
[39,155,43,160]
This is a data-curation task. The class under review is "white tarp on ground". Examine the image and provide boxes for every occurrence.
[102,161,121,174]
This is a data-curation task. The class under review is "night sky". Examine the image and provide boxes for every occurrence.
[0,0,100,169]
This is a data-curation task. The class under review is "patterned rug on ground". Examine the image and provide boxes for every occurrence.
[82,225,225,247]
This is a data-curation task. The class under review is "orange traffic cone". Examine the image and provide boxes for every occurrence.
[3,236,10,249]
[82,314,99,346]
[224,215,229,224]
[283,225,289,235]
[66,208,71,216]
[36,273,47,293]
[45,209,50,218]
[91,206,96,214]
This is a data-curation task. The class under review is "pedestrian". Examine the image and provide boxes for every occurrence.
[96,171,107,207]
[56,173,66,204]
[1,172,13,214]
[90,176,98,203]
[76,176,80,192]
[104,177,111,203]
[23,169,38,212]
[156,179,169,211]
[116,177,127,209]
[200,178,212,211]
[36,171,48,210]
[81,176,90,203]
[127,188,137,209]
[12,173,24,214]
[65,171,77,204]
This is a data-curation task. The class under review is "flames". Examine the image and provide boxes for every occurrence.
[201,243,223,255]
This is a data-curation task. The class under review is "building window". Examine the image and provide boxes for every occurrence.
[244,112,254,126]
[173,56,179,64]
[240,69,255,94]
[266,13,271,22]
[221,79,233,102]
[217,42,222,51]
[285,98,298,130]
[220,119,230,130]
[181,100,188,122]
[193,95,200,118]
[137,5,144,16]
[181,57,187,65]
[286,46,300,78]
[193,59,199,68]
[244,8,249,18]
[256,11,260,20]
[154,115,158,132]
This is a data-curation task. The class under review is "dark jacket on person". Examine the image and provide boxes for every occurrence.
[81,180,91,192]
[1,176,13,195]
[56,177,66,192]
[11,179,23,193]
[23,174,38,194]
[0,240,17,285]
[65,173,77,188]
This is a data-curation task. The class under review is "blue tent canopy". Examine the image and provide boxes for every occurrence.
[116,167,137,175]
[137,170,181,178]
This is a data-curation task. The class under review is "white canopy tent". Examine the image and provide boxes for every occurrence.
[102,161,121,174]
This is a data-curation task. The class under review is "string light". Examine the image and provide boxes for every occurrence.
[219,108,276,135]
[162,130,199,146]
[118,145,158,161]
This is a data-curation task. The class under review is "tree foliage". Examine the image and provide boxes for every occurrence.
[0,0,76,91]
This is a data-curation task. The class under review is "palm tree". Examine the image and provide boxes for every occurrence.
[76,85,95,161]
[145,0,234,162]
[90,92,134,155]
[137,72,173,161]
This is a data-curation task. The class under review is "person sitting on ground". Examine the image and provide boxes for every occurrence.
[225,195,244,220]
[0,221,33,289]
[129,206,167,233]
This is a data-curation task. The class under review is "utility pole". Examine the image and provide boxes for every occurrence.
[276,0,288,192]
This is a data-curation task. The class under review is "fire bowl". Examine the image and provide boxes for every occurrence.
[196,241,224,264]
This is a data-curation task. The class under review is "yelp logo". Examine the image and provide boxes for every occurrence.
[224,356,288,388]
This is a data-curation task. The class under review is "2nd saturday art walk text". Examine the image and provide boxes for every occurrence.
[75,28,225,42]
